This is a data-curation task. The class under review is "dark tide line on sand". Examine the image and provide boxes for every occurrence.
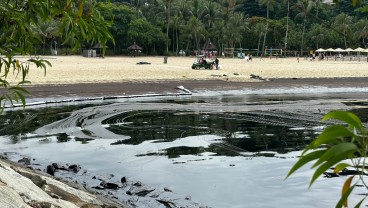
[7,86,192,109]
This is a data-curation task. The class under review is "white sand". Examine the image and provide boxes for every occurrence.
[6,55,368,85]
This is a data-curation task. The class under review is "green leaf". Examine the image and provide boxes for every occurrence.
[353,196,366,208]
[342,176,354,207]
[309,125,353,149]
[336,178,356,208]
[322,111,363,131]
[10,86,31,95]
[334,163,352,173]
[285,150,325,180]
[310,152,354,188]
[14,91,26,108]
[312,143,358,168]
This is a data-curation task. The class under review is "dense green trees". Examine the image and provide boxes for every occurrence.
[0,0,113,111]
[102,0,367,56]
[2,0,367,57]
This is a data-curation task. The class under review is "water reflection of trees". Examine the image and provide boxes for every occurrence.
[107,110,317,156]
[0,105,94,144]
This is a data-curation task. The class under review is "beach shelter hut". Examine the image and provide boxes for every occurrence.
[128,42,143,57]
[202,39,216,58]
[92,43,108,57]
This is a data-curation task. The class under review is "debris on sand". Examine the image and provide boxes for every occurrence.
[250,74,268,81]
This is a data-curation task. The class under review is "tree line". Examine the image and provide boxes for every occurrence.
[104,0,368,56]
[4,0,367,57]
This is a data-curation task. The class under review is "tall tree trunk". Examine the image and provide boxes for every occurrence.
[176,28,179,55]
[42,39,46,55]
[301,18,306,56]
[195,33,199,52]
[262,7,269,55]
[172,26,175,54]
[284,0,289,57]
[257,35,262,56]
[165,1,171,54]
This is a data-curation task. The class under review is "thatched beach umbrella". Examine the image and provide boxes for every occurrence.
[202,39,216,58]
[128,42,143,57]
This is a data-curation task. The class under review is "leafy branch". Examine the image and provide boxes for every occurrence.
[286,111,368,207]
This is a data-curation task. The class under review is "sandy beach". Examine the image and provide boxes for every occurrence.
[8,55,368,85]
[3,55,367,99]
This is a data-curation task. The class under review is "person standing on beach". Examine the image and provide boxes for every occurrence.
[215,57,219,70]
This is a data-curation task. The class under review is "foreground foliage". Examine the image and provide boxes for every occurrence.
[286,111,368,207]
[0,0,113,111]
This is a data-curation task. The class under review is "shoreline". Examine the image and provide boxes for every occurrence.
[25,77,368,100]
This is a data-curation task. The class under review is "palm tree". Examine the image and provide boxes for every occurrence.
[309,23,325,49]
[154,0,176,54]
[186,16,206,52]
[171,14,182,54]
[190,0,206,20]
[35,19,59,55]
[313,0,321,18]
[254,22,267,56]
[292,0,314,56]
[354,18,368,48]
[224,13,247,48]
[203,0,220,30]
[258,0,278,55]
[130,0,146,17]
[332,13,353,48]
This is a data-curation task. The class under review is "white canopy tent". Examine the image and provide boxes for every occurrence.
[334,48,346,52]
[315,48,326,52]
[354,47,365,52]
[345,48,354,52]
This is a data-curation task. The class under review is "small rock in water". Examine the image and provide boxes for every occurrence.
[164,187,172,192]
[121,177,127,183]
[52,163,61,169]
[133,181,142,187]
[18,157,31,165]
[46,165,55,176]
[0,154,8,160]
[100,182,119,190]
[68,164,81,173]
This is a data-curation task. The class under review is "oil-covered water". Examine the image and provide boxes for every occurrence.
[1,91,367,207]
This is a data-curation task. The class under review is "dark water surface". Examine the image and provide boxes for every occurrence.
[1,90,368,207]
